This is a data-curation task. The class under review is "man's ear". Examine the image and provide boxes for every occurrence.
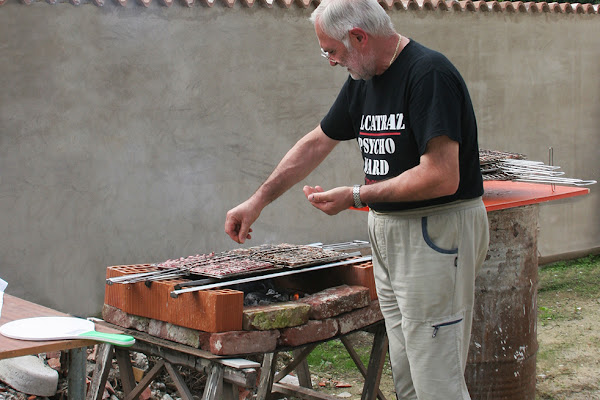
[349,27,368,47]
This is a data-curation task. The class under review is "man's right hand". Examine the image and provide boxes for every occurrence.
[224,199,261,244]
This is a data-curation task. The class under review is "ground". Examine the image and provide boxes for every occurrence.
[535,295,600,399]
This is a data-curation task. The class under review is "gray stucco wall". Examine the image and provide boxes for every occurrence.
[0,2,598,316]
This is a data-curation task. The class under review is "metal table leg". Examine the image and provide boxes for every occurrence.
[68,347,88,400]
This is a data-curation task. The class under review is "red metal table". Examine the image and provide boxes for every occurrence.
[481,181,589,211]
[351,181,590,213]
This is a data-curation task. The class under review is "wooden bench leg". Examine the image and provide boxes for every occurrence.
[86,344,114,400]
[272,344,317,386]
[256,352,277,400]
[361,324,389,400]
[124,360,166,400]
[340,333,389,400]
[202,363,224,400]
[165,362,194,400]
[292,348,312,389]
[115,347,137,396]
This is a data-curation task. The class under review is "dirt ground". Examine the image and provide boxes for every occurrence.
[535,295,600,400]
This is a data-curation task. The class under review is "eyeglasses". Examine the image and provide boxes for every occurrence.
[320,48,337,65]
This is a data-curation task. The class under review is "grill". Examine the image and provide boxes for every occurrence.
[107,243,354,284]
[102,241,380,355]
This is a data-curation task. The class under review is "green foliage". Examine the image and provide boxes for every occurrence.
[306,339,371,374]
[537,254,600,327]
[538,254,600,299]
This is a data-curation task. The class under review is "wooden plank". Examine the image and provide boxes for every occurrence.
[271,382,341,400]
[223,382,240,400]
[202,363,224,400]
[94,320,223,361]
[115,348,137,396]
[293,348,312,389]
[123,360,165,400]
[256,353,277,400]
[222,367,259,389]
[165,362,195,400]
[108,325,259,389]
[361,325,388,400]
[86,344,114,400]
[340,336,388,400]
[219,358,261,369]
[273,344,317,383]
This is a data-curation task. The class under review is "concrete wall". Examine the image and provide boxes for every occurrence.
[0,1,598,316]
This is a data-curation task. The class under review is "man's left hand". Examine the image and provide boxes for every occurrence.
[303,185,353,215]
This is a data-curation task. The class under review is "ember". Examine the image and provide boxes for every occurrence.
[234,280,304,307]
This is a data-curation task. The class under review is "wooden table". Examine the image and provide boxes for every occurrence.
[0,294,99,399]
[88,321,262,400]
[90,320,388,400]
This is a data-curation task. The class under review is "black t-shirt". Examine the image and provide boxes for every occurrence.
[321,40,483,211]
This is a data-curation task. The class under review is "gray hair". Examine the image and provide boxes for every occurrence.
[310,0,396,48]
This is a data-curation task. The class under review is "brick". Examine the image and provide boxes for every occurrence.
[102,304,150,332]
[278,319,338,347]
[105,265,244,333]
[243,302,311,331]
[209,330,280,356]
[299,285,370,320]
[272,259,376,301]
[336,300,384,335]
[148,319,201,348]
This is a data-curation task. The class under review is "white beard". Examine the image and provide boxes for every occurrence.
[347,48,377,81]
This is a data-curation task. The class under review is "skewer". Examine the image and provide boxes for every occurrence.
[549,147,555,192]
[170,255,372,297]
[107,245,359,285]
[496,159,596,187]
[107,269,188,285]
[514,176,596,186]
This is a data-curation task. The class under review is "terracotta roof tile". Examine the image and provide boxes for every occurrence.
[1,0,597,14]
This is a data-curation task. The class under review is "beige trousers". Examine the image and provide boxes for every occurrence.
[368,198,489,400]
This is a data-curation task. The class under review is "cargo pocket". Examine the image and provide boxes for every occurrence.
[403,312,468,398]
[432,317,463,338]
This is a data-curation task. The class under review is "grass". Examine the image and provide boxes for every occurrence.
[536,253,600,400]
[305,337,372,375]
[538,254,600,298]
[537,254,600,325]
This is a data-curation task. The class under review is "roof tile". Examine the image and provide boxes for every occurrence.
[0,0,597,14]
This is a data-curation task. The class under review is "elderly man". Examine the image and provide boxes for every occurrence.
[225,0,489,398]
